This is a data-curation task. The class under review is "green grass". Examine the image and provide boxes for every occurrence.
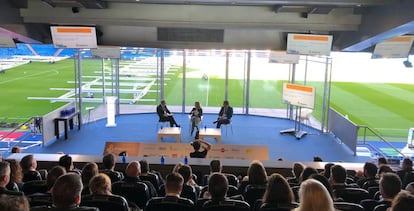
[1,59,414,141]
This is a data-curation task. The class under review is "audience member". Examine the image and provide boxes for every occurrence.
[145,172,194,211]
[389,191,414,211]
[58,154,81,175]
[287,162,305,184]
[214,100,233,128]
[378,164,394,177]
[208,173,229,201]
[88,173,112,195]
[124,161,157,197]
[356,162,378,189]
[321,162,335,179]
[177,164,199,202]
[189,139,211,158]
[189,101,203,136]
[299,167,318,183]
[378,157,388,166]
[329,164,357,200]
[405,182,414,195]
[101,153,124,183]
[295,179,335,211]
[309,174,335,200]
[0,194,30,211]
[239,160,267,193]
[172,162,184,174]
[139,159,160,190]
[46,166,66,192]
[210,159,222,173]
[156,99,180,127]
[262,173,295,205]
[20,154,42,182]
[5,159,23,192]
[11,146,22,153]
[0,161,23,196]
[39,173,98,210]
[397,157,414,188]
[362,172,402,211]
[81,162,99,195]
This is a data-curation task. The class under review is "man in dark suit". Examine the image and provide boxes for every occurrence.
[214,100,233,128]
[156,99,180,127]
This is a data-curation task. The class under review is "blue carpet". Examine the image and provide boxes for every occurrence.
[22,113,374,163]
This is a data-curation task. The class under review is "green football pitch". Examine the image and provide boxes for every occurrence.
[1,59,413,141]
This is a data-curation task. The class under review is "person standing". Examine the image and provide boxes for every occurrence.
[189,101,203,136]
[214,100,233,128]
[157,99,180,127]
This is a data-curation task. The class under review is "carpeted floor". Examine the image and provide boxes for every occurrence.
[14,113,379,163]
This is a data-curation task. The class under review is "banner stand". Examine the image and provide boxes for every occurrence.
[280,106,307,139]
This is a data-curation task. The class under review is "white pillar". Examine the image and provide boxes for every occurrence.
[105,96,117,127]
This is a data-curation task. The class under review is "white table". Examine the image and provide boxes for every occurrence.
[199,128,222,144]
[157,127,181,143]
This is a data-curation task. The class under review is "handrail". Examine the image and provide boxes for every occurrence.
[359,125,405,157]
[0,117,37,151]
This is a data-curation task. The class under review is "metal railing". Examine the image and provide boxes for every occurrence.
[359,125,405,158]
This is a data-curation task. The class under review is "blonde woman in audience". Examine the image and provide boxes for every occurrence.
[389,191,414,211]
[89,173,112,195]
[295,179,335,211]
[81,162,99,195]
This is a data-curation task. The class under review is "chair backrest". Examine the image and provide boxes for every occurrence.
[374,204,391,211]
[259,202,299,211]
[111,181,149,209]
[22,180,48,195]
[181,184,197,203]
[81,194,129,211]
[140,174,160,191]
[334,187,370,203]
[27,193,53,207]
[243,185,266,206]
[30,206,99,211]
[146,196,195,211]
[100,169,123,183]
[334,202,364,211]
[225,174,239,187]
[202,199,250,211]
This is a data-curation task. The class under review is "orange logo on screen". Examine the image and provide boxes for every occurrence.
[221,148,225,153]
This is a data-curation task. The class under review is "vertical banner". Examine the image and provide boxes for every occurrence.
[282,83,315,109]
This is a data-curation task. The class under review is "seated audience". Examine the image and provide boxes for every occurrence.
[405,182,414,195]
[239,160,267,194]
[287,162,305,185]
[389,191,414,211]
[139,159,160,191]
[81,162,99,195]
[58,154,81,175]
[31,173,98,210]
[397,157,414,189]
[321,162,335,179]
[0,161,23,196]
[378,164,394,177]
[0,194,30,211]
[329,164,358,200]
[378,157,388,166]
[101,153,124,183]
[6,159,23,192]
[299,167,318,183]
[46,166,66,193]
[189,139,211,158]
[11,146,22,153]
[88,173,113,195]
[361,172,402,211]
[356,162,378,189]
[261,173,295,205]
[295,179,335,211]
[20,154,42,182]
[178,165,199,202]
[203,159,239,187]
[123,161,157,197]
[145,172,194,211]
[309,174,335,200]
